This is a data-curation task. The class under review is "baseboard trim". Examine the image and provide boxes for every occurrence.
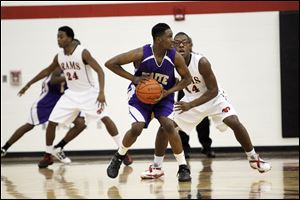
[2,145,298,158]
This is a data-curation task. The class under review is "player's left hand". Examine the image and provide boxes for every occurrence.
[96,91,106,114]
[154,86,166,102]
[175,101,192,114]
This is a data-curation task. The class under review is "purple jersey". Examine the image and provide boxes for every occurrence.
[29,73,67,125]
[128,44,176,127]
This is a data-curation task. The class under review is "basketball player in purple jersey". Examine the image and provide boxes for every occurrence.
[105,23,192,182]
[146,32,271,175]
[1,66,86,158]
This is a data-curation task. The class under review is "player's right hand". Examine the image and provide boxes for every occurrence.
[18,84,30,96]
[132,75,151,85]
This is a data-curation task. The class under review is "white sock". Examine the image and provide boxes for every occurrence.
[153,155,164,168]
[174,151,187,166]
[46,145,53,154]
[118,144,129,156]
[112,134,122,147]
[245,148,257,157]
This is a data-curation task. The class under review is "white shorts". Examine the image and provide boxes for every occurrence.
[49,87,108,125]
[174,91,237,134]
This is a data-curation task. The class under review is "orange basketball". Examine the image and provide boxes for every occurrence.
[136,79,163,104]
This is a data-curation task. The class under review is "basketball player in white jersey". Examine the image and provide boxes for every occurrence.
[18,26,132,168]
[141,32,271,178]
[1,66,86,158]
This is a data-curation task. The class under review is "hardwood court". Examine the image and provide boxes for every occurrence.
[1,152,299,199]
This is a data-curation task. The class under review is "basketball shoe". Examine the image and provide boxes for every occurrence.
[123,153,133,166]
[1,148,7,157]
[52,147,71,164]
[38,153,54,168]
[248,154,271,173]
[201,148,216,158]
[107,152,125,178]
[177,164,192,182]
[140,165,164,179]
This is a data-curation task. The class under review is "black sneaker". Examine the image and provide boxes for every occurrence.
[1,148,7,157]
[201,148,216,158]
[107,152,124,178]
[177,164,191,182]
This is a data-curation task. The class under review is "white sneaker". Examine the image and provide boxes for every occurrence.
[1,148,7,157]
[248,154,271,173]
[52,147,71,164]
[141,165,164,179]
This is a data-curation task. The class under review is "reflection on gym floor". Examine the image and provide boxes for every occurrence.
[1,152,299,199]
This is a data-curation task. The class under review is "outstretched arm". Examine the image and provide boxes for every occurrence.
[105,47,144,85]
[18,54,60,96]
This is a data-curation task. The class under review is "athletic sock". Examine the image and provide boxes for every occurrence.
[54,139,68,149]
[174,151,187,166]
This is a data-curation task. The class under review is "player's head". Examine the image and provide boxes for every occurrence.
[174,32,193,58]
[57,26,74,48]
[152,23,173,50]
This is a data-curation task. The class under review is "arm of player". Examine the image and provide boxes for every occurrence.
[82,49,106,112]
[175,57,218,113]
[18,54,60,96]
[163,52,192,98]
[105,47,146,85]
[50,67,65,85]
[190,57,218,107]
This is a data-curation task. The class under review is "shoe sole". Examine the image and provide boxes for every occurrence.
[140,173,164,179]
[107,171,118,178]
[52,153,72,164]
[178,177,192,182]
[250,165,272,173]
[38,161,54,168]
[123,161,133,166]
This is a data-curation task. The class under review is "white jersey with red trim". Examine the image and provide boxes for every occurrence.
[183,52,206,100]
[58,45,96,92]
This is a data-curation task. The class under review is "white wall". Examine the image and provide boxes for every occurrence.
[1,10,298,152]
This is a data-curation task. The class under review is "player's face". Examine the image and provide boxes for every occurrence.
[160,29,174,50]
[57,31,72,48]
[173,35,192,58]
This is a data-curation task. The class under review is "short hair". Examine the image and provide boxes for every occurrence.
[174,32,192,43]
[58,26,74,40]
[151,23,171,40]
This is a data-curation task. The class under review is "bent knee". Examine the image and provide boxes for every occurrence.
[162,123,175,134]
[225,118,244,131]
[130,123,144,137]
[73,117,86,129]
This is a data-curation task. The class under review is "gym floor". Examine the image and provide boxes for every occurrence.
[1,151,299,199]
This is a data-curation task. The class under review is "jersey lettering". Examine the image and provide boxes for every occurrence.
[192,76,201,84]
[142,72,169,85]
[60,61,81,71]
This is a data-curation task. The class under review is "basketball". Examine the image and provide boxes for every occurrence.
[136,79,163,104]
